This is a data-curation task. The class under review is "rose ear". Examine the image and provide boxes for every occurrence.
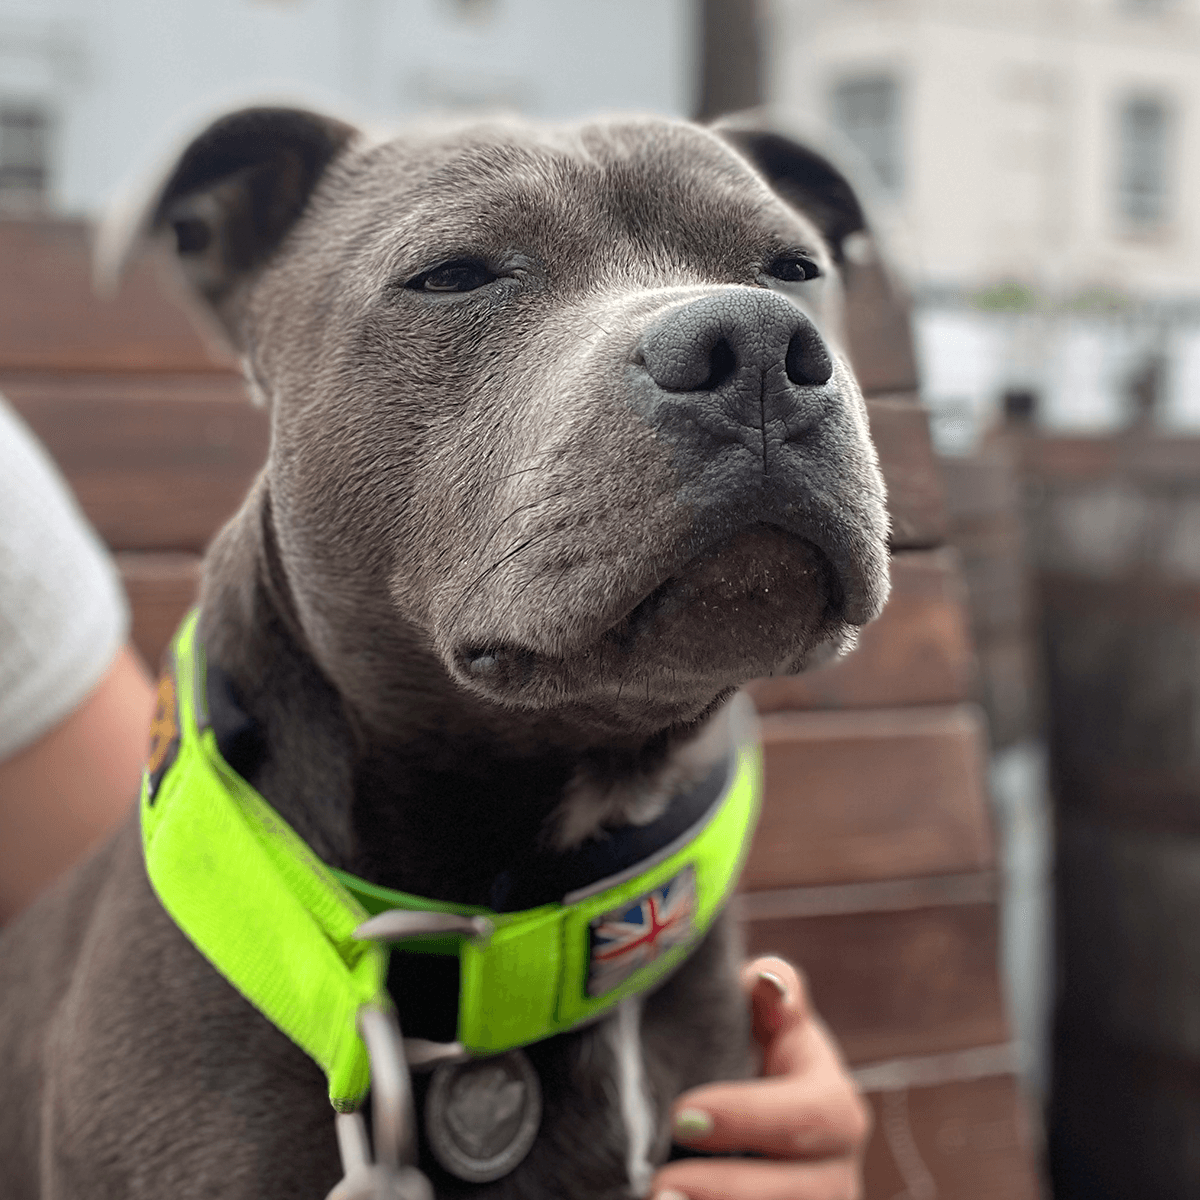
[97,106,356,346]
[712,118,867,263]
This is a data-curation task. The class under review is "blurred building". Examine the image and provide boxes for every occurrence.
[0,0,694,217]
[764,0,1200,445]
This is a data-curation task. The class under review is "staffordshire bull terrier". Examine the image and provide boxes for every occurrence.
[0,106,890,1200]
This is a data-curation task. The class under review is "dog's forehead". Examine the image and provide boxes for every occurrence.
[337,117,824,264]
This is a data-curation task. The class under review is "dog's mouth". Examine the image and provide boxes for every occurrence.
[453,524,846,705]
[600,524,844,651]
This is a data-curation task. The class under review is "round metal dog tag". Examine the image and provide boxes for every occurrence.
[424,1050,542,1183]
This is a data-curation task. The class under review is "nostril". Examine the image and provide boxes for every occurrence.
[701,338,738,391]
[785,329,834,387]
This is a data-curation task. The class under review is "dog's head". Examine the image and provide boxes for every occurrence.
[134,107,890,743]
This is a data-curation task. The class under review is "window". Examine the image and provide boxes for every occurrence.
[1117,96,1170,228]
[0,106,50,210]
[830,75,902,195]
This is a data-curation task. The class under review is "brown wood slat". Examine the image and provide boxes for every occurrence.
[6,376,944,559]
[1025,432,1200,483]
[744,705,994,890]
[119,552,203,670]
[861,1075,1041,1200]
[867,397,949,549]
[5,373,265,552]
[747,548,975,712]
[0,220,234,373]
[843,257,919,398]
[743,901,1007,1064]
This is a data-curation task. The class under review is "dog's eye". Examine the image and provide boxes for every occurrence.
[409,260,497,293]
[766,254,822,283]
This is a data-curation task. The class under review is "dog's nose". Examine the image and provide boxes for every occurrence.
[636,288,833,398]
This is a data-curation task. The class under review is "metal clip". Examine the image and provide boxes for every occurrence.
[352,909,490,1072]
[324,1007,434,1200]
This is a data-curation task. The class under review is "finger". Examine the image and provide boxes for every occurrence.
[740,956,830,1077]
[651,1154,863,1200]
[740,955,809,1050]
[669,1073,871,1159]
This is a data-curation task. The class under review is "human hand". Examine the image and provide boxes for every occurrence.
[649,956,871,1200]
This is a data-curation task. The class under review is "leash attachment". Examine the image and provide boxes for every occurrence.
[326,1007,433,1200]
[352,908,543,1185]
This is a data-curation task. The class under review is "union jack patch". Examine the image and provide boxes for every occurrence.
[587,866,697,998]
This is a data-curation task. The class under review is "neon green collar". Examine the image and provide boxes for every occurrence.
[140,611,762,1111]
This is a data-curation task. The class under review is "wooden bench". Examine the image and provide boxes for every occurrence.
[0,217,1041,1199]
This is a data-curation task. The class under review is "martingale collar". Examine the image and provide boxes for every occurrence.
[140,611,762,1111]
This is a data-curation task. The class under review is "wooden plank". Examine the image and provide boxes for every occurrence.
[736,870,998,920]
[1025,432,1200,484]
[742,900,1007,1064]
[867,397,949,549]
[0,219,234,373]
[747,548,976,712]
[843,257,919,398]
[1,371,247,406]
[8,376,946,561]
[744,705,994,890]
[861,1074,1041,1200]
[5,374,266,552]
[119,552,203,670]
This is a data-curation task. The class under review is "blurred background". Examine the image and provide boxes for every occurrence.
[3,1,1199,1197]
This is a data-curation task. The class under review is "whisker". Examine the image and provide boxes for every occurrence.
[448,527,563,618]
[478,488,573,555]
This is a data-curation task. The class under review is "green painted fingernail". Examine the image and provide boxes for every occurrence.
[673,1107,713,1139]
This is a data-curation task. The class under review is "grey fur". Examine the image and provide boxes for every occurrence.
[0,107,889,1199]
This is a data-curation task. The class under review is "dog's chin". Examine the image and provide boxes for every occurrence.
[448,526,848,731]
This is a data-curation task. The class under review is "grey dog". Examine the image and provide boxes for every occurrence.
[0,107,890,1199]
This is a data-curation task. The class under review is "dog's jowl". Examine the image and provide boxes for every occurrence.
[0,108,890,1199]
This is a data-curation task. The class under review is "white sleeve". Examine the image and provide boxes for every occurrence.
[0,396,130,760]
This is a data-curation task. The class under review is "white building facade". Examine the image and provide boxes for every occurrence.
[765,0,1200,443]
[0,0,695,217]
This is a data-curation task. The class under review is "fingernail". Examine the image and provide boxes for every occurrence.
[673,1107,713,1140]
[757,968,789,1002]
[655,1191,689,1200]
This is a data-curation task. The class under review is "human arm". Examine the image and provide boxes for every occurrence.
[0,642,153,921]
[0,397,156,921]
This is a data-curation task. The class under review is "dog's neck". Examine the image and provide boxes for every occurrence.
[196,487,723,906]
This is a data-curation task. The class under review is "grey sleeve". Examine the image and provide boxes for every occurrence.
[0,396,130,760]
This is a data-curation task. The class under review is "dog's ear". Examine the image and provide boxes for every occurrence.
[104,106,357,344]
[714,121,867,263]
